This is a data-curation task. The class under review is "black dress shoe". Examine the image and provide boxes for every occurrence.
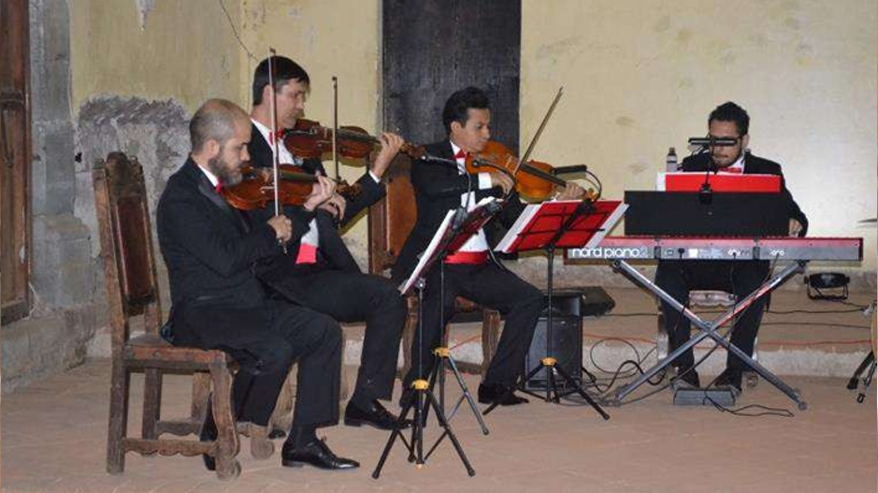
[281,438,359,470]
[478,383,529,406]
[344,399,413,430]
[200,405,218,472]
[672,367,701,388]
[713,368,743,394]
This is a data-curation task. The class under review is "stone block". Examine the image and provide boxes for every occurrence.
[32,213,94,307]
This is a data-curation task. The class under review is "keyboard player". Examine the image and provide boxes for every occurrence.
[657,101,808,393]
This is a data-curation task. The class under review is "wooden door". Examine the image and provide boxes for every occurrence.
[370,0,521,273]
[1,0,32,324]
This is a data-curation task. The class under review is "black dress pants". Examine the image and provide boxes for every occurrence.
[173,299,342,428]
[654,260,770,371]
[283,269,408,405]
[403,261,544,390]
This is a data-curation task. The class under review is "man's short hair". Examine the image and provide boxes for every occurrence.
[189,99,248,152]
[709,101,750,136]
[442,86,490,133]
[252,56,310,106]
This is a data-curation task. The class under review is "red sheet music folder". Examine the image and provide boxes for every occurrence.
[658,172,781,193]
[495,200,626,254]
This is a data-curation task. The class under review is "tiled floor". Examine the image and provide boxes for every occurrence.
[2,288,876,492]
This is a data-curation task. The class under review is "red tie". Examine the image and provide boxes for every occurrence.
[719,167,743,174]
[453,149,467,160]
[214,182,223,193]
[267,130,285,145]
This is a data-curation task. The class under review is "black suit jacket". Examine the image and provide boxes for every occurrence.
[157,158,300,310]
[391,140,525,283]
[680,151,809,236]
[246,124,386,300]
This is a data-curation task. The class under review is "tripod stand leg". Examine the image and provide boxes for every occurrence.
[425,389,476,477]
[444,355,490,435]
[372,392,417,479]
[483,362,544,416]
[553,364,610,420]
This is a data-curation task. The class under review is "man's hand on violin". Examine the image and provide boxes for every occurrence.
[556,183,586,201]
[491,172,515,196]
[370,132,405,180]
[304,174,336,211]
[267,215,293,244]
[319,193,347,219]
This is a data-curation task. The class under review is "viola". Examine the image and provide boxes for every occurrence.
[283,119,426,161]
[465,141,591,202]
[221,163,361,211]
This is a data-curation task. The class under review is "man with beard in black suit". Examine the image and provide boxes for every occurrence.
[657,101,809,393]
[157,99,358,471]
[245,56,411,430]
[391,86,586,406]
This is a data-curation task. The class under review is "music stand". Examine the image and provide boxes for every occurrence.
[373,198,500,479]
[483,198,625,419]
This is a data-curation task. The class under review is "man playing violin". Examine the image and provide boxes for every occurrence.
[157,99,358,471]
[392,86,587,406]
[245,56,412,431]
[656,101,808,393]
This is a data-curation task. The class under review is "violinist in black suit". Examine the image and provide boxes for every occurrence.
[157,99,357,470]
[657,101,809,393]
[392,87,587,406]
[244,56,410,430]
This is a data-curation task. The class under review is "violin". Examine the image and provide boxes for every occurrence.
[221,163,361,211]
[283,119,426,161]
[466,141,590,202]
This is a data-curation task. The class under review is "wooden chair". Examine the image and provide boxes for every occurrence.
[94,152,240,480]
[368,155,501,378]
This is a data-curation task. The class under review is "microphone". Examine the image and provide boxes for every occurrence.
[551,165,588,176]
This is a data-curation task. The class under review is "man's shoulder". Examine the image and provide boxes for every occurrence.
[423,140,451,157]
[745,153,783,173]
[680,152,710,170]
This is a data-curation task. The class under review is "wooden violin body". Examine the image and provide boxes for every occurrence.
[221,164,361,210]
[466,141,565,201]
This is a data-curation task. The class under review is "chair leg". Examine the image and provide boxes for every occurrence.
[142,368,162,441]
[399,296,418,379]
[481,310,501,378]
[339,329,349,402]
[209,363,241,481]
[191,372,211,429]
[106,359,130,474]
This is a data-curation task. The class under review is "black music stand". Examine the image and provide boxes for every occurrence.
[373,199,501,479]
[482,199,625,419]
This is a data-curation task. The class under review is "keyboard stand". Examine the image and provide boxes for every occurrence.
[604,259,808,411]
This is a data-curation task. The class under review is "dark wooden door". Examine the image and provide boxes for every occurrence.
[370,0,521,273]
[382,0,521,148]
[1,0,32,324]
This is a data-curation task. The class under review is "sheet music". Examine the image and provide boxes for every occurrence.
[398,197,498,295]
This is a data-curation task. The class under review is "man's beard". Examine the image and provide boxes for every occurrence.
[711,148,742,168]
[208,154,243,186]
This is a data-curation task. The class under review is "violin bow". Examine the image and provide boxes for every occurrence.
[266,47,287,252]
[518,86,564,173]
[332,76,340,180]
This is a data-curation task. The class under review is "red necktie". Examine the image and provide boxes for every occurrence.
[719,167,743,174]
[453,149,467,160]
[214,182,223,193]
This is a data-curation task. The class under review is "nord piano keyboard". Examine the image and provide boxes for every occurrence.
[568,236,863,262]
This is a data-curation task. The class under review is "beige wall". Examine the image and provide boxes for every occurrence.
[69,0,876,272]
[70,0,243,112]
[522,0,877,270]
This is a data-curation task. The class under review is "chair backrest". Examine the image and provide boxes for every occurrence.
[368,154,417,274]
[93,152,163,345]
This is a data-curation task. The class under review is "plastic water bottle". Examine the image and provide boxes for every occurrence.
[666,147,678,172]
